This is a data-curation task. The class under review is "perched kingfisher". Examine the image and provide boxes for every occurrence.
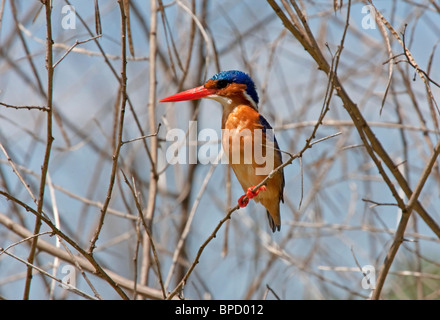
[160,70,285,232]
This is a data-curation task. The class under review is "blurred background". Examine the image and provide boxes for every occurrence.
[0,0,440,299]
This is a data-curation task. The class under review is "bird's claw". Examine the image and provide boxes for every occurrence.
[238,195,249,208]
[246,185,266,199]
[238,185,267,208]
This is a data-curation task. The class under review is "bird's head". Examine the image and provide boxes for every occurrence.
[160,70,259,110]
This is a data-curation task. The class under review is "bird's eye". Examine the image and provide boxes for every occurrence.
[216,80,229,89]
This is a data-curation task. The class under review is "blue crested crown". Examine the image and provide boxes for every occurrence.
[210,70,259,106]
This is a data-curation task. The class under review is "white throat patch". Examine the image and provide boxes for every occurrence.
[207,93,258,110]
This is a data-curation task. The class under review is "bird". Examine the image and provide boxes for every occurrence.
[160,70,285,232]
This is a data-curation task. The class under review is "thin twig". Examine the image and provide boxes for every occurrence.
[0,102,48,111]
[0,231,53,257]
[18,23,147,61]
[120,170,166,299]
[164,151,222,291]
[52,35,102,68]
[0,142,37,203]
[88,0,129,253]
[23,0,55,299]
[1,249,97,300]
[139,0,159,292]
[121,123,161,146]
[265,284,281,300]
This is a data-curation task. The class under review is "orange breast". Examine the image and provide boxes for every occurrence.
[221,104,282,189]
[222,105,260,167]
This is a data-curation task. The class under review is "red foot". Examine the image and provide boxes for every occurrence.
[246,185,266,199]
[237,185,267,208]
[238,195,249,208]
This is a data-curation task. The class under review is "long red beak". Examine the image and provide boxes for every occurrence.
[159,86,217,103]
